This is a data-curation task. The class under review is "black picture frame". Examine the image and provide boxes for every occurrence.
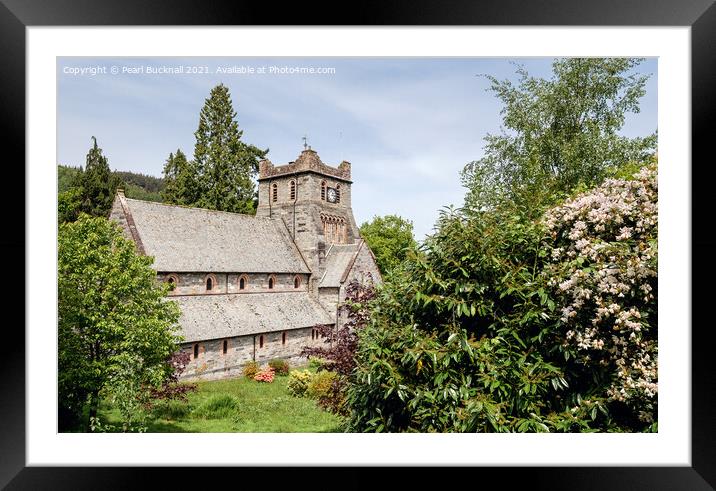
[3,0,714,488]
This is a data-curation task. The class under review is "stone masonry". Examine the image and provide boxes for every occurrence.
[110,147,381,381]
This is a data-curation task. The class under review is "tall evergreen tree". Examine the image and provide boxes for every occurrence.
[78,136,123,217]
[191,83,267,214]
[161,149,191,205]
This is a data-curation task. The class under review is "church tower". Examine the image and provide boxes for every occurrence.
[255,147,360,292]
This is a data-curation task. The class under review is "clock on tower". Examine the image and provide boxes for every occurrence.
[326,187,338,203]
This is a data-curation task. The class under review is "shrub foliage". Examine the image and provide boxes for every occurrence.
[346,163,657,432]
[287,370,314,397]
[268,359,290,376]
[302,278,376,414]
[242,361,260,379]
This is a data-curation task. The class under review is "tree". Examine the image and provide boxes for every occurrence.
[461,58,656,213]
[359,215,417,274]
[161,149,191,205]
[346,163,658,433]
[77,136,123,217]
[59,164,165,223]
[191,84,267,213]
[58,215,182,431]
[348,203,559,432]
[58,187,83,223]
[57,164,82,194]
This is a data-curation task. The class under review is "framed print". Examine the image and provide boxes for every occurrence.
[4,0,715,488]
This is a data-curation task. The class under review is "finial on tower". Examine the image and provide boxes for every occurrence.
[302,135,308,150]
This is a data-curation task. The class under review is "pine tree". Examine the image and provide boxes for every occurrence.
[78,136,123,217]
[192,84,267,214]
[161,149,192,205]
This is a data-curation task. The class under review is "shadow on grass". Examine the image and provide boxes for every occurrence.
[146,419,195,433]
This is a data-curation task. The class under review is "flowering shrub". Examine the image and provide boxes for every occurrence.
[287,370,313,397]
[543,163,658,423]
[347,161,657,433]
[242,361,260,379]
[306,370,338,401]
[254,366,275,383]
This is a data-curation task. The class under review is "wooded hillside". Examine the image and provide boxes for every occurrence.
[58,164,164,202]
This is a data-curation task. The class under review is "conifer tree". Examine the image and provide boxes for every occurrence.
[77,136,123,217]
[161,149,192,205]
[191,83,267,214]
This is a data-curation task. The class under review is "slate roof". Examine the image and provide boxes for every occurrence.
[172,292,334,343]
[123,198,310,273]
[319,243,360,287]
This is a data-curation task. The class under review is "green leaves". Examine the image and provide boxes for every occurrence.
[58,215,182,431]
[462,58,656,213]
[359,215,418,275]
[345,59,657,434]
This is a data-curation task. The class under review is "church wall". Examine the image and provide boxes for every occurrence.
[318,286,340,318]
[336,243,383,327]
[157,272,309,296]
[180,325,327,381]
[347,243,383,288]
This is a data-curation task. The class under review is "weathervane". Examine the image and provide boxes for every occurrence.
[302,135,308,150]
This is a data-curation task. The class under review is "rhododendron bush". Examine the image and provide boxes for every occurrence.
[254,367,275,383]
[347,163,658,432]
[544,163,657,424]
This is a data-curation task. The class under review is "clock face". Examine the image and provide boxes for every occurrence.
[326,187,337,203]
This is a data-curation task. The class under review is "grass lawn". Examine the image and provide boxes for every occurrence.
[98,373,344,433]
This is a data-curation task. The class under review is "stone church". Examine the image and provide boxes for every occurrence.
[109,148,381,380]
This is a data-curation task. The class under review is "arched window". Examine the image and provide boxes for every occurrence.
[193,343,199,359]
[311,329,315,340]
[238,274,248,291]
[268,277,274,289]
[321,180,326,200]
[294,275,301,289]
[282,332,287,345]
[205,274,217,292]
[335,184,341,203]
[222,339,228,355]
[166,274,179,291]
[290,180,296,200]
[268,274,276,290]
[259,335,264,348]
[272,183,278,202]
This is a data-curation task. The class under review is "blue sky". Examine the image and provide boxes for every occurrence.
[57,57,657,240]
